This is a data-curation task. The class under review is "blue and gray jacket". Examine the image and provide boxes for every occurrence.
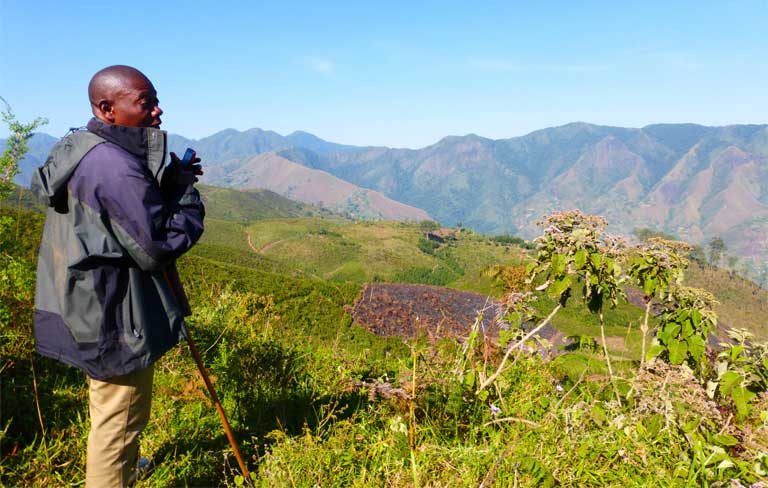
[30,118,205,379]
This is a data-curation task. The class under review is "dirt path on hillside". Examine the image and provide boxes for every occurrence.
[259,238,287,253]
[324,263,349,278]
[244,229,287,254]
[245,230,258,253]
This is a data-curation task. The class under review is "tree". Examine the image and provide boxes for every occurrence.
[526,210,626,401]
[689,244,707,269]
[418,220,440,232]
[628,237,691,365]
[759,264,768,289]
[708,236,726,267]
[0,97,47,200]
[633,227,678,242]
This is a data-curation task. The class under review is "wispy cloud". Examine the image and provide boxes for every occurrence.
[467,60,611,74]
[304,57,335,76]
[614,46,707,71]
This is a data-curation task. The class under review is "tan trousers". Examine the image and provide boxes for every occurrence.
[86,365,154,488]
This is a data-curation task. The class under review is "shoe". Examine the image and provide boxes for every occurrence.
[128,457,153,486]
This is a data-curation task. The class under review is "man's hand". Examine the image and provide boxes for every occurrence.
[169,150,204,185]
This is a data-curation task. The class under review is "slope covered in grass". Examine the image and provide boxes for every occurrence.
[4,185,768,486]
[197,184,338,222]
[687,264,768,338]
[243,219,526,292]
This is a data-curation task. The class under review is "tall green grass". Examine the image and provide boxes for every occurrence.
[3,204,768,486]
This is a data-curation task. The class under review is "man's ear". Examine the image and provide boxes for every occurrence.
[96,100,115,123]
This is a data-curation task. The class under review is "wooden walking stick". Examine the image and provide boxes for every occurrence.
[163,266,252,482]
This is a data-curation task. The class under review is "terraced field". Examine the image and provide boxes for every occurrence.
[243,219,527,292]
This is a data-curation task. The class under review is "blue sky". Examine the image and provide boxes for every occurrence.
[1,0,766,148]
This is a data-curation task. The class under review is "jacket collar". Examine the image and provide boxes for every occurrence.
[86,118,168,180]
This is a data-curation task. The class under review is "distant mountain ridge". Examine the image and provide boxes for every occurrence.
[220,152,430,221]
[7,129,426,223]
[11,121,768,268]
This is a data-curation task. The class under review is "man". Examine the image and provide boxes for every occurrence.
[30,65,205,487]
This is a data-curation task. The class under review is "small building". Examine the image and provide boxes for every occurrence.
[425,228,457,243]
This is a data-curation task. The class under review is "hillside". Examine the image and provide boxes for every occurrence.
[182,200,648,353]
[16,123,768,272]
[220,152,431,221]
[196,184,337,222]
[5,184,768,486]
[686,264,768,338]
[297,124,768,270]
[201,210,768,344]
[0,184,46,212]
[1,132,57,187]
[242,219,521,291]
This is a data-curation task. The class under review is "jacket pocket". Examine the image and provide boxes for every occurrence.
[121,276,146,353]
[60,268,102,343]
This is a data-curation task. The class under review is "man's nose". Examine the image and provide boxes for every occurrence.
[153,105,163,117]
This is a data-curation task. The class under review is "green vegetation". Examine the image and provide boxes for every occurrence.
[0,184,46,212]
[197,184,338,223]
[491,233,535,249]
[686,264,768,339]
[237,219,525,294]
[0,99,46,200]
[3,115,768,485]
[5,198,768,485]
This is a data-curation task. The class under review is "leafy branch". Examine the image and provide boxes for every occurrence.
[628,237,691,365]
[527,210,627,402]
[0,97,48,200]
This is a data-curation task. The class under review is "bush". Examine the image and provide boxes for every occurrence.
[392,264,461,286]
[491,233,534,249]
[417,237,440,255]
[418,220,440,232]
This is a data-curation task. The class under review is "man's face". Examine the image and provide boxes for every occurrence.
[109,76,163,128]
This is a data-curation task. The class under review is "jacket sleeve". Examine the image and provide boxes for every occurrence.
[93,154,205,272]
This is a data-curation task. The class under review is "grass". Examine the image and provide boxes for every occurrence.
[4,193,768,486]
[687,264,768,339]
[197,184,338,222]
[197,219,253,252]
[188,243,289,274]
[242,219,522,294]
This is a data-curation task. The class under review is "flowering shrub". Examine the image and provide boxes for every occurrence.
[628,237,693,364]
[709,328,768,419]
[648,286,717,376]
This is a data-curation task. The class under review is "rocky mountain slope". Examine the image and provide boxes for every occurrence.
[216,152,430,221]
[11,122,768,266]
[8,130,426,222]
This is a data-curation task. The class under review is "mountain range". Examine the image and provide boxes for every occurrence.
[8,121,768,268]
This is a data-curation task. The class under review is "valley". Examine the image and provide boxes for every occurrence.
[5,128,768,487]
[4,3,767,485]
[11,121,768,276]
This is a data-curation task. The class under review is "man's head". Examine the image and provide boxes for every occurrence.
[88,65,163,128]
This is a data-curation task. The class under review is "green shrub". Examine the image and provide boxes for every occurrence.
[417,237,439,255]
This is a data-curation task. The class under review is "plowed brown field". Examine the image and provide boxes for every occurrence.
[350,283,570,355]
[350,283,499,340]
